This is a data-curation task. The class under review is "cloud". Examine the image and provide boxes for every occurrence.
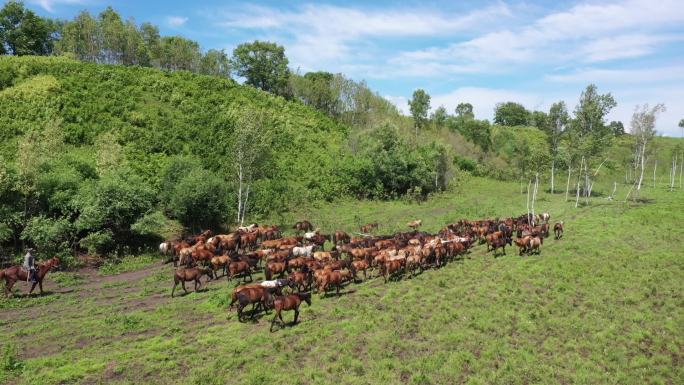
[166,16,189,27]
[29,0,93,13]
[210,2,512,72]
[545,65,684,84]
[393,0,684,75]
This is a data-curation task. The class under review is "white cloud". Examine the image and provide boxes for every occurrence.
[394,0,684,75]
[29,0,93,13]
[545,65,684,84]
[166,16,189,27]
[211,2,512,72]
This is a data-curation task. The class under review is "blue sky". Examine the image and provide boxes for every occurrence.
[20,0,684,136]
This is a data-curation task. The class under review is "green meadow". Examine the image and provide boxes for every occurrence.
[1,176,682,385]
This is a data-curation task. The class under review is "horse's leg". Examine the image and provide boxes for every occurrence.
[182,281,188,294]
[39,279,44,294]
[270,310,279,332]
[172,281,177,297]
[294,308,299,324]
[29,281,37,295]
[247,271,253,282]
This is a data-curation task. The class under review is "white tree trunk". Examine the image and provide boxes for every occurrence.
[653,159,657,188]
[237,163,243,224]
[526,180,531,225]
[680,155,683,189]
[565,162,572,202]
[636,143,647,192]
[241,183,251,226]
[575,181,580,208]
[550,160,555,194]
[531,173,539,225]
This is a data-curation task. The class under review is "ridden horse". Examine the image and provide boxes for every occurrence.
[293,220,314,234]
[231,287,273,321]
[554,221,564,240]
[270,292,312,332]
[1,257,60,297]
[171,267,212,297]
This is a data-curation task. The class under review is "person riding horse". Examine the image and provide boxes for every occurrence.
[23,248,37,283]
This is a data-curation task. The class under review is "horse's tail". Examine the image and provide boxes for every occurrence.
[264,267,272,281]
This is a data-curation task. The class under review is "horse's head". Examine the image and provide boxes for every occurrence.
[300,292,312,306]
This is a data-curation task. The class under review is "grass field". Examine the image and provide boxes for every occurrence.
[1,177,682,384]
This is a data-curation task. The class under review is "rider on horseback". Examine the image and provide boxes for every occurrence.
[23,248,37,283]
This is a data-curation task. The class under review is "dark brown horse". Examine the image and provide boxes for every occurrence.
[1,257,60,297]
[293,220,314,233]
[227,260,253,284]
[554,221,564,240]
[270,292,312,332]
[231,287,272,321]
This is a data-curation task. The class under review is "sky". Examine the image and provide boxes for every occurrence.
[19,0,684,137]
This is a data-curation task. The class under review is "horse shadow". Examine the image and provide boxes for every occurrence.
[320,288,356,298]
[11,290,56,298]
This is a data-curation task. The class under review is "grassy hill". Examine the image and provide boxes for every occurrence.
[1,176,682,384]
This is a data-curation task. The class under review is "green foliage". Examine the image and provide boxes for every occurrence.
[167,168,229,231]
[569,84,617,159]
[131,211,183,243]
[345,124,450,199]
[20,215,73,256]
[494,102,530,126]
[79,230,114,256]
[1,342,23,372]
[0,1,56,56]
[408,89,431,132]
[232,40,289,95]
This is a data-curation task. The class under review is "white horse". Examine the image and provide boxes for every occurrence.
[159,242,172,256]
[292,245,316,258]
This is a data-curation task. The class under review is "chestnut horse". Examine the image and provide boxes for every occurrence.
[1,257,60,297]
[270,292,312,332]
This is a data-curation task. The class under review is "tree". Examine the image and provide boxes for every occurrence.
[431,105,448,129]
[56,10,99,62]
[168,169,229,231]
[408,89,430,137]
[231,40,290,95]
[232,107,272,225]
[199,49,231,78]
[494,102,529,126]
[608,121,625,136]
[455,102,474,119]
[570,84,617,203]
[98,7,125,64]
[545,101,569,193]
[158,36,200,71]
[630,103,666,195]
[0,1,55,56]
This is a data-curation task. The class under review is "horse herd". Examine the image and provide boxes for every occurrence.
[159,214,564,330]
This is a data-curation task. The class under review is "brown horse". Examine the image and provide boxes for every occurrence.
[554,221,564,240]
[407,219,422,230]
[319,269,352,296]
[231,287,272,321]
[333,230,350,245]
[171,267,212,297]
[293,220,314,233]
[381,259,404,283]
[270,292,312,332]
[1,257,60,297]
[227,260,253,284]
[360,222,378,233]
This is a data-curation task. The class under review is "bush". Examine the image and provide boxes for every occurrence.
[167,168,229,231]
[79,230,114,256]
[20,215,73,256]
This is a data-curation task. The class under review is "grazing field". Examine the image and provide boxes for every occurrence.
[1,177,682,385]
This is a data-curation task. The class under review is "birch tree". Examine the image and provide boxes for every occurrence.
[570,84,616,203]
[630,103,665,195]
[546,101,569,193]
[232,107,271,225]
